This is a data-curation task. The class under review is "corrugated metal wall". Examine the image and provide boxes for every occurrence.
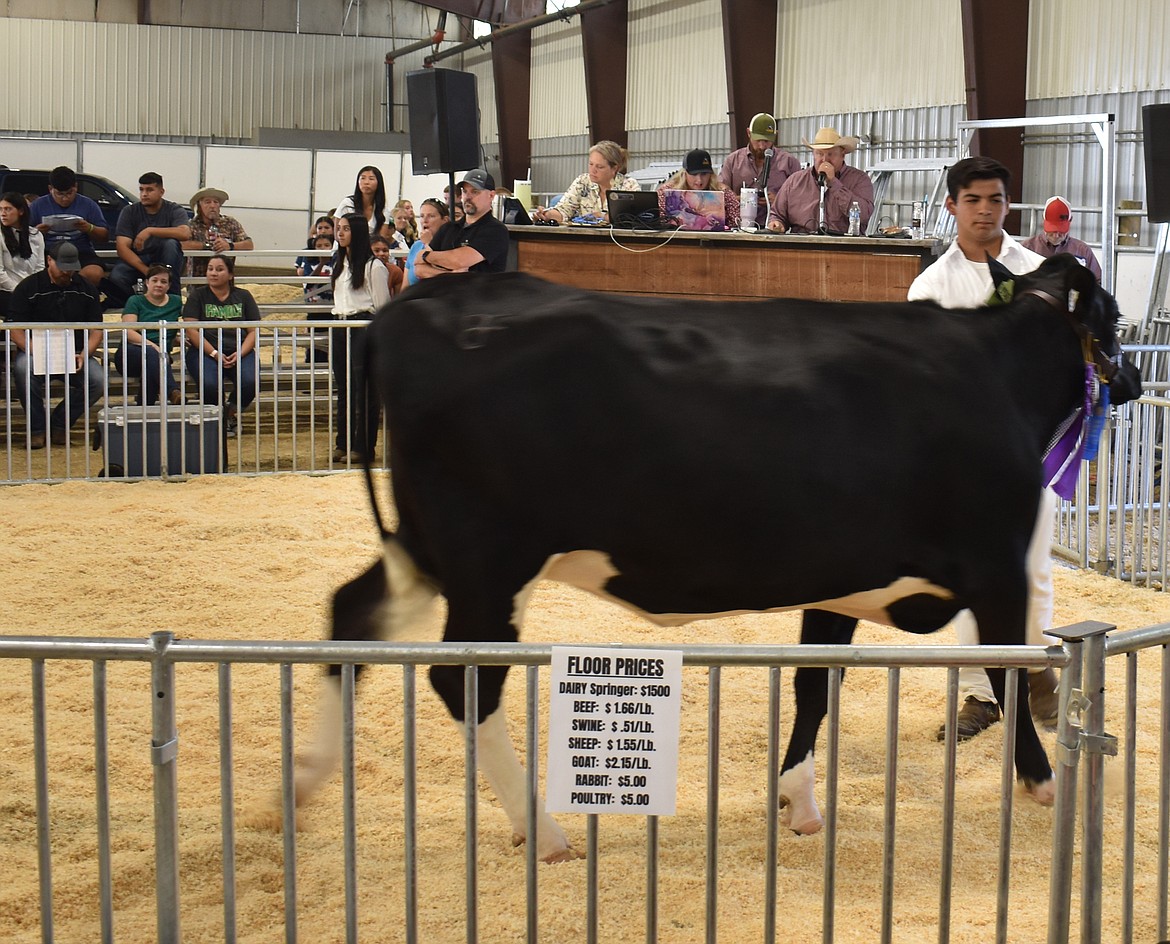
[0,18,393,139]
[1028,0,1170,98]
[627,0,727,129]
[530,16,588,138]
[775,0,965,117]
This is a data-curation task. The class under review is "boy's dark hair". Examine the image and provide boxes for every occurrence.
[946,156,1011,201]
[48,166,77,190]
[139,171,164,187]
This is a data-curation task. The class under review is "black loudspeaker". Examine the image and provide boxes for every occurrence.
[1143,103,1170,223]
[406,69,480,174]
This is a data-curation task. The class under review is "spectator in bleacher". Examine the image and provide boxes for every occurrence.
[28,166,107,289]
[313,215,334,240]
[369,234,404,295]
[182,187,254,277]
[0,192,46,317]
[6,242,105,449]
[1020,195,1102,281]
[297,233,334,366]
[392,204,418,247]
[330,213,392,463]
[334,166,393,241]
[442,186,466,223]
[182,253,259,437]
[404,197,449,287]
[112,263,183,406]
[110,172,190,301]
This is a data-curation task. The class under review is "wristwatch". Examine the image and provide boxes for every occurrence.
[421,249,431,264]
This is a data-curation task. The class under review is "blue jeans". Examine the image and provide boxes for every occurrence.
[11,352,106,433]
[113,344,179,405]
[184,348,257,413]
[110,238,185,295]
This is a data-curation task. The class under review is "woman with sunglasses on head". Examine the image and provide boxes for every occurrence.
[182,253,260,436]
[0,192,45,316]
[404,198,450,287]
[330,213,392,464]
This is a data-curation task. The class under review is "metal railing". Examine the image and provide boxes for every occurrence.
[1,621,1166,943]
[1,319,378,481]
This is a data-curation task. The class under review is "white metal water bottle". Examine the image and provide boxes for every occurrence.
[848,201,861,236]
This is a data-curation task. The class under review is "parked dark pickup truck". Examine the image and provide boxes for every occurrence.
[0,166,136,239]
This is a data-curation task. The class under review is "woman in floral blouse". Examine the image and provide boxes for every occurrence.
[533,140,641,224]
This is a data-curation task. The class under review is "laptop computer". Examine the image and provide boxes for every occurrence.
[662,189,728,232]
[607,189,662,228]
[500,196,533,225]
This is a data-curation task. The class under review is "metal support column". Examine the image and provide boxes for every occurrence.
[720,0,779,152]
[150,631,181,944]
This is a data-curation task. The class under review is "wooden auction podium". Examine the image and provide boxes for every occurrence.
[507,226,940,304]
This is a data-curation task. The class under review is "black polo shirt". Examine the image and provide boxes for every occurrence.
[432,212,510,273]
[7,269,102,351]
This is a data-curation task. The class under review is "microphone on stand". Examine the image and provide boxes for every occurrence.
[817,169,828,234]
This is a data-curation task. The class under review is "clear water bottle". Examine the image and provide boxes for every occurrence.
[848,201,861,236]
[134,277,146,294]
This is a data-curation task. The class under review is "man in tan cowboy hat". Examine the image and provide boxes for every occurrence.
[182,186,254,276]
[718,112,799,217]
[768,126,874,235]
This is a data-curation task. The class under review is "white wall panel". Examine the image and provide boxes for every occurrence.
[627,0,726,130]
[312,151,407,218]
[775,0,964,118]
[0,138,79,172]
[1029,0,1170,98]
[530,18,587,138]
[204,147,315,211]
[82,142,202,205]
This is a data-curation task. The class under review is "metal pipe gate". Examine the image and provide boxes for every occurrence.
[1,624,1167,943]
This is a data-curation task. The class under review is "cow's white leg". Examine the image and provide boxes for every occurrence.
[295,680,343,806]
[466,709,580,863]
[778,753,823,835]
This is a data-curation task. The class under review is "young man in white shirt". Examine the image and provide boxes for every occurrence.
[907,156,1059,742]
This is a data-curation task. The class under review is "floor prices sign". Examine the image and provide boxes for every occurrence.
[545,646,683,815]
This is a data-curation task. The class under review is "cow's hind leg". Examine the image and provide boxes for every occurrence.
[429,568,579,864]
[778,610,859,835]
[296,539,438,807]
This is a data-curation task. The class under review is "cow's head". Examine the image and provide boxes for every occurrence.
[989,253,1143,406]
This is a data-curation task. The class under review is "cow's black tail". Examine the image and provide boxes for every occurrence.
[361,457,392,540]
[361,307,392,541]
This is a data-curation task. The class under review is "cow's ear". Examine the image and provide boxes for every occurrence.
[987,253,1015,290]
[986,253,1016,306]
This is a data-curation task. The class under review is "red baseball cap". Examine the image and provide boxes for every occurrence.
[1043,196,1071,234]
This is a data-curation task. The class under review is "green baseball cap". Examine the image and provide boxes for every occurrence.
[749,113,777,142]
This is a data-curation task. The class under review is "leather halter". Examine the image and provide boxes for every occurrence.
[1017,287,1121,384]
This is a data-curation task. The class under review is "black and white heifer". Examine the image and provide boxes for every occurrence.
[294,256,1141,859]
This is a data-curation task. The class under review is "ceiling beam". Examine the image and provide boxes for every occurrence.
[721,0,778,151]
[492,28,533,188]
[961,0,1030,223]
[580,0,629,147]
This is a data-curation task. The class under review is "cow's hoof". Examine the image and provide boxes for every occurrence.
[542,846,585,864]
[1023,777,1056,807]
[778,798,824,836]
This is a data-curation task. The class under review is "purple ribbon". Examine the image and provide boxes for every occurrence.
[1042,364,1094,500]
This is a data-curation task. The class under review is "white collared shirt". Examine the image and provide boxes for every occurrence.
[331,257,392,316]
[908,234,1044,308]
